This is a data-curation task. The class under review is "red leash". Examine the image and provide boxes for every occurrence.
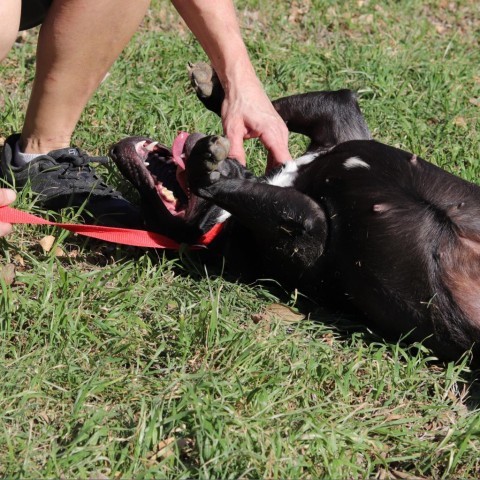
[0,205,223,249]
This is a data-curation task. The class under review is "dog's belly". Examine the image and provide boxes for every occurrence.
[292,140,480,358]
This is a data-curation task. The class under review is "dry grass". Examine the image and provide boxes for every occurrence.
[0,0,480,477]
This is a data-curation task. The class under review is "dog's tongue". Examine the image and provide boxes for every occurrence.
[172,131,189,171]
[172,131,190,194]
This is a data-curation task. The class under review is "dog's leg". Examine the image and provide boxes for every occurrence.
[272,91,371,152]
[187,135,328,278]
[188,62,371,152]
[188,62,224,115]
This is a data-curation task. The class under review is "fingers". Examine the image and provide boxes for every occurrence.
[220,83,292,169]
[259,122,291,169]
[0,188,17,207]
[0,222,13,237]
[0,188,16,207]
[223,111,291,168]
[265,144,291,170]
[226,122,290,170]
[234,120,291,170]
[225,129,246,165]
[0,188,16,237]
[221,109,248,165]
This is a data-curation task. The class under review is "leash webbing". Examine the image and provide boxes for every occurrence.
[0,206,223,249]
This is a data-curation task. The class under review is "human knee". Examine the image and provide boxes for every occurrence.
[0,30,18,62]
[0,0,21,62]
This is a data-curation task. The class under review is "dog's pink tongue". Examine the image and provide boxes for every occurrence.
[172,131,189,170]
[172,131,189,194]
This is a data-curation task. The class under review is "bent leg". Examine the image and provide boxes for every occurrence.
[189,62,371,152]
[272,90,371,151]
[0,0,21,62]
[21,0,150,154]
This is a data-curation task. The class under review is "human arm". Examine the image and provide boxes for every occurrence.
[171,0,291,168]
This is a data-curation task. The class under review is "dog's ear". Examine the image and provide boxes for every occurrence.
[272,90,371,152]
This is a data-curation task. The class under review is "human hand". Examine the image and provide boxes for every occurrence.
[221,77,291,170]
[172,1,291,169]
[0,189,16,236]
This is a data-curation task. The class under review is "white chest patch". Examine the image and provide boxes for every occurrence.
[343,156,370,170]
[267,152,318,188]
[215,210,231,223]
[294,152,318,166]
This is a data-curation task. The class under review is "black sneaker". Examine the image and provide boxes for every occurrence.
[0,133,144,229]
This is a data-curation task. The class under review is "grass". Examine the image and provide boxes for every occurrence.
[0,0,480,477]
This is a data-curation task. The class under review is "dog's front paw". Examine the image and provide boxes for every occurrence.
[186,135,230,192]
[187,62,224,115]
[188,62,217,98]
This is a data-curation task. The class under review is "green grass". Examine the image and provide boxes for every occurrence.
[1,0,480,477]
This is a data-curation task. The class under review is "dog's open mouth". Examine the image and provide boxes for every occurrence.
[110,132,204,219]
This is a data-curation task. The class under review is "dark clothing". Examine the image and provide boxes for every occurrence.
[20,0,53,30]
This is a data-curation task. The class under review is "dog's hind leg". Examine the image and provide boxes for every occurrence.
[272,91,371,152]
[188,62,370,153]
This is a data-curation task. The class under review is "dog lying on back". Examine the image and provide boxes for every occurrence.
[110,63,480,363]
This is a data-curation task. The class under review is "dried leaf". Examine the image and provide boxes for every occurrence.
[385,414,403,422]
[263,303,306,323]
[251,312,268,324]
[0,263,16,285]
[434,23,447,34]
[38,411,50,423]
[322,333,335,346]
[39,235,56,252]
[377,468,388,480]
[13,254,25,267]
[54,247,66,257]
[146,437,188,464]
[391,469,427,480]
[469,97,480,107]
[288,0,310,24]
[453,116,467,127]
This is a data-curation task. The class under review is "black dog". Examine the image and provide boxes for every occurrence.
[110,63,480,363]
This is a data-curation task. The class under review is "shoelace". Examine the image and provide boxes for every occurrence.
[55,150,109,168]
[53,150,118,194]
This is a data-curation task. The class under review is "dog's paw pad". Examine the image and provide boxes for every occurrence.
[206,135,230,165]
[187,135,231,190]
[188,61,220,99]
[210,171,221,182]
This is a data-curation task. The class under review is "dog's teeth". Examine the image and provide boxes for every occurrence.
[144,141,159,152]
[161,186,176,203]
[144,162,150,167]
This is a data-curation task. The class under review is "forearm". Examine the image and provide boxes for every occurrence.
[171,0,291,166]
[171,0,259,91]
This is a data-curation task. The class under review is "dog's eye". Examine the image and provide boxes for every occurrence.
[204,152,213,158]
